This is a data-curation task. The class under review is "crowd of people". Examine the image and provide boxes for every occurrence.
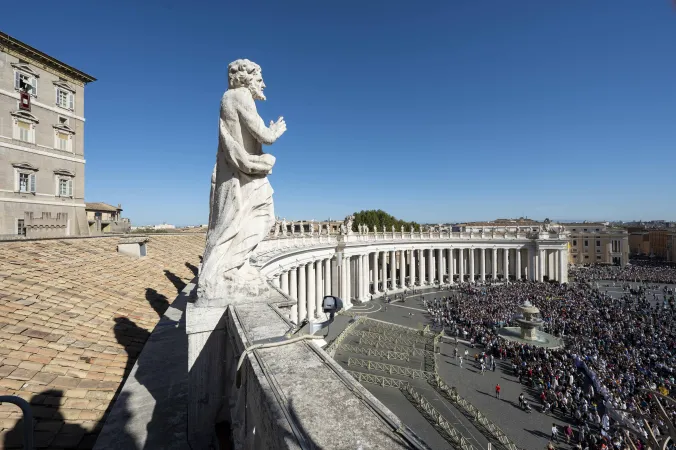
[570,261,676,284]
[418,269,675,450]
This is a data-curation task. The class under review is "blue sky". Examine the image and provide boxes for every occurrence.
[4,0,676,225]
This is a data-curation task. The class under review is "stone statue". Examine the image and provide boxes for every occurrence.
[382,225,386,233]
[401,225,405,233]
[273,220,280,237]
[281,218,287,236]
[198,59,287,303]
[391,225,395,233]
[309,221,314,235]
[358,223,363,234]
[365,224,370,233]
[341,215,354,235]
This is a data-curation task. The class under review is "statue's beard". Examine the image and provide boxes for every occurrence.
[250,86,266,101]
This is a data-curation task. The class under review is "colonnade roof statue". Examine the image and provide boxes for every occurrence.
[197,59,287,305]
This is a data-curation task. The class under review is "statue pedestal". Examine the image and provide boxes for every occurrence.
[187,303,228,449]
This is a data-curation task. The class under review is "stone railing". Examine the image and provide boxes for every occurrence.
[265,229,567,243]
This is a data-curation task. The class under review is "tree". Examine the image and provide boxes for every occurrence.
[351,210,420,232]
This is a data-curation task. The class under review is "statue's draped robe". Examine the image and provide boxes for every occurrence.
[199,88,277,301]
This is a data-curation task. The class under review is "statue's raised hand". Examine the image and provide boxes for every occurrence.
[269,116,287,140]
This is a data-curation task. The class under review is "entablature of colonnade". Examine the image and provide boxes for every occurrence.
[253,230,569,278]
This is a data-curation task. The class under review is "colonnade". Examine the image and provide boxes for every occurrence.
[270,246,568,325]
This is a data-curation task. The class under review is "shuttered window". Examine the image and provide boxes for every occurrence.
[56,132,69,151]
[17,121,30,142]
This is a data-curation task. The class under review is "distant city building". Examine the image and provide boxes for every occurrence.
[85,202,130,234]
[563,222,628,266]
[0,31,96,237]
[626,224,676,260]
[131,223,176,231]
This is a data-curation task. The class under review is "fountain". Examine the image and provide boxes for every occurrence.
[496,301,564,349]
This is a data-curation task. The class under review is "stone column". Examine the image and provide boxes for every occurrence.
[469,249,475,282]
[324,258,331,295]
[389,251,396,290]
[340,258,348,300]
[399,250,405,289]
[289,267,298,299]
[552,251,558,282]
[298,263,307,322]
[516,249,522,281]
[380,251,387,291]
[437,249,443,284]
[346,256,352,302]
[315,260,323,313]
[361,254,368,299]
[538,249,545,282]
[307,262,315,321]
[447,248,454,283]
[480,248,486,282]
[427,249,434,284]
[549,250,556,281]
[272,276,280,288]
[503,248,509,281]
[280,270,289,294]
[418,249,425,286]
[372,252,379,294]
[559,249,568,283]
[458,248,465,282]
[527,247,535,281]
[409,250,416,286]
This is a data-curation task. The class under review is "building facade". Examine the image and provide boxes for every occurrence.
[563,222,629,266]
[0,32,95,237]
[85,202,130,234]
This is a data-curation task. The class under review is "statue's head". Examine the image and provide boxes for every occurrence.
[228,59,266,101]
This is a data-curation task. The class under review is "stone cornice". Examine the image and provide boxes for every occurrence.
[0,32,96,86]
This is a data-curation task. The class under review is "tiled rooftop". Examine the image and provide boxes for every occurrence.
[0,234,206,449]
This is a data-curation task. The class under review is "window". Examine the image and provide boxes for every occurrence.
[56,88,74,110]
[17,219,26,236]
[596,248,601,253]
[55,131,70,151]
[572,229,576,232]
[596,240,601,247]
[17,121,30,142]
[14,71,37,96]
[596,256,601,260]
[57,178,73,197]
[583,228,588,232]
[596,229,600,232]
[573,240,577,246]
[584,255,589,259]
[18,172,36,193]
[584,240,589,247]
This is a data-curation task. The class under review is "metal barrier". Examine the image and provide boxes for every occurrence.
[324,316,366,356]
[432,376,519,450]
[340,344,410,362]
[349,330,432,348]
[363,318,435,338]
[362,325,433,345]
[347,357,434,381]
[401,385,476,450]
[0,396,33,449]
[357,335,435,357]
[346,370,411,389]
